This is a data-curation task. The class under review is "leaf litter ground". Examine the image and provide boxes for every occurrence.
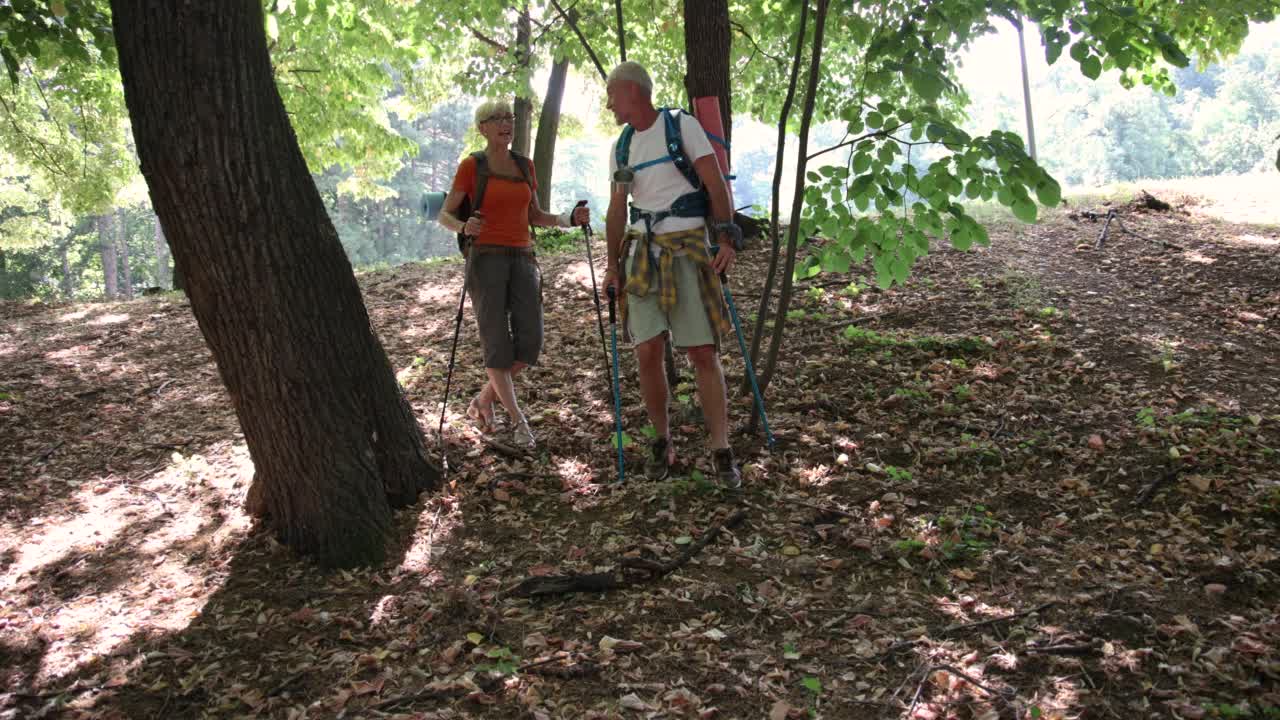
[1,179,1278,719]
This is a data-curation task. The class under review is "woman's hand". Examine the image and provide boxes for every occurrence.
[463,211,485,237]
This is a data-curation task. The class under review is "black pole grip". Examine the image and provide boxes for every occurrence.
[606,285,616,323]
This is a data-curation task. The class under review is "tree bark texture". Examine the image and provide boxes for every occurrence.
[682,0,732,150]
[110,0,437,568]
[746,0,808,423]
[512,5,534,156]
[532,56,569,209]
[98,213,118,299]
[117,208,134,299]
[761,0,829,395]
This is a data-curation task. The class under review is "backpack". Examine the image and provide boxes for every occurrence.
[455,150,535,254]
[614,108,725,221]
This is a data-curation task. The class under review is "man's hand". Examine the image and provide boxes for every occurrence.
[570,204,590,227]
[603,267,620,295]
[711,240,736,276]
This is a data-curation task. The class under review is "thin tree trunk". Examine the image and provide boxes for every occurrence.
[532,56,569,209]
[512,4,533,156]
[98,213,118,299]
[117,208,134,299]
[682,0,732,148]
[154,214,170,289]
[111,0,437,568]
[760,0,829,395]
[59,241,74,298]
[746,0,808,419]
[1015,18,1037,161]
[615,0,626,61]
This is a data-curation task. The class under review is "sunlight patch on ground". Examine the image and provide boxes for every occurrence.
[1227,232,1280,248]
[58,309,90,322]
[1183,249,1217,264]
[393,496,456,580]
[0,443,251,684]
[87,313,131,326]
[416,280,462,304]
[556,258,605,291]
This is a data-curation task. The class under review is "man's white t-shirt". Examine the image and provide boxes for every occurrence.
[610,110,714,235]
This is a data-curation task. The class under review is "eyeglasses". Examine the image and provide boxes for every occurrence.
[481,113,515,124]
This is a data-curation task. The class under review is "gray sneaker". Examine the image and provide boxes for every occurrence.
[713,448,741,490]
[645,437,671,480]
[513,419,536,449]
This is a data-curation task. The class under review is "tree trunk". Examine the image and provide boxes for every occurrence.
[746,0,808,424]
[532,56,569,209]
[98,213,118,299]
[110,0,437,568]
[59,241,74,299]
[512,4,533,156]
[117,208,134,299]
[154,214,171,289]
[1015,18,1037,162]
[682,0,732,149]
[760,0,829,395]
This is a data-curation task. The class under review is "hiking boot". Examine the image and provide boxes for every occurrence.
[512,418,536,449]
[712,448,742,490]
[645,436,671,480]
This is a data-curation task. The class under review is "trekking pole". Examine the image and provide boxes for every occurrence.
[712,243,775,450]
[576,200,614,403]
[437,239,473,472]
[606,285,625,482]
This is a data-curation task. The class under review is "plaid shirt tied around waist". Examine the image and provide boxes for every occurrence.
[621,227,732,344]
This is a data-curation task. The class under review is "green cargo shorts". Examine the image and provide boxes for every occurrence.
[623,244,716,349]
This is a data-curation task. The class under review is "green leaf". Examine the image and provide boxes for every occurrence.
[802,677,822,694]
[674,535,693,545]
[610,432,634,449]
[1081,55,1102,80]
[866,111,884,129]
[1069,41,1090,63]
[1011,197,1038,223]
[1035,178,1062,207]
[1160,42,1190,67]
[467,632,484,644]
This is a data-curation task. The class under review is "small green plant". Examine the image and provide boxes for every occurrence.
[477,645,520,675]
[610,431,635,449]
[1136,406,1157,429]
[884,465,913,483]
[893,538,927,554]
[535,227,581,255]
[949,358,968,369]
[806,286,826,302]
[953,384,973,402]
[787,309,808,321]
[1038,306,1060,318]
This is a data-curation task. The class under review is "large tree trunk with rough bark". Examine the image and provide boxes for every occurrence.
[532,57,569,209]
[682,0,732,150]
[98,214,118,299]
[110,0,438,568]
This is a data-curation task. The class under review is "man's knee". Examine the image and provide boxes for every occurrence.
[634,335,666,369]
[684,344,720,371]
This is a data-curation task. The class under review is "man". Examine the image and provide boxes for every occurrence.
[603,61,742,488]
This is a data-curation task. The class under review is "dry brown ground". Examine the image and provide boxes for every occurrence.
[2,176,1278,719]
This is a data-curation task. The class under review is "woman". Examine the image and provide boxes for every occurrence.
[437,99,589,449]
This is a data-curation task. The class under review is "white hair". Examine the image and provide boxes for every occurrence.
[474,99,513,128]
[606,61,653,95]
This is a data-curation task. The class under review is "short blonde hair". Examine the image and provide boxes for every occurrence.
[474,99,513,128]
[606,61,653,95]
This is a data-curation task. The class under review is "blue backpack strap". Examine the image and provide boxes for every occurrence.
[616,125,635,172]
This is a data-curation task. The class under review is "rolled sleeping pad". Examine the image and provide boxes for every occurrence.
[692,96,733,210]
[421,191,447,221]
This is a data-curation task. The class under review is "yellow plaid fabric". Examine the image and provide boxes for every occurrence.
[622,227,732,341]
